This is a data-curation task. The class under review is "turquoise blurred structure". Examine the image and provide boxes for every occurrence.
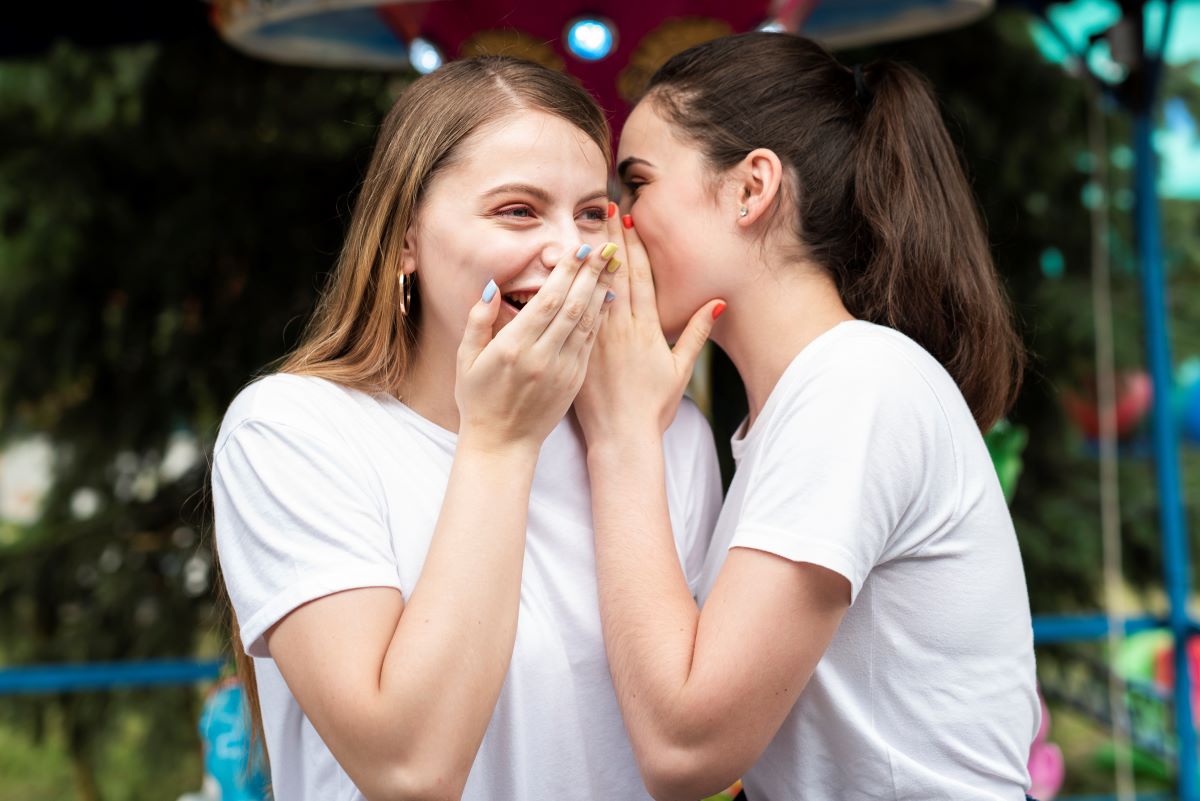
[1029,0,1200,199]
[178,679,269,801]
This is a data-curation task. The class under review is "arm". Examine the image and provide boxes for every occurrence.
[265,442,537,801]
[575,215,847,801]
[246,242,619,801]
[587,435,848,801]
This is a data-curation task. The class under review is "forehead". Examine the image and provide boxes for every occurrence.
[617,100,673,162]
[444,110,608,189]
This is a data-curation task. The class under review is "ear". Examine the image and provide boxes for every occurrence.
[400,226,418,277]
[732,148,784,229]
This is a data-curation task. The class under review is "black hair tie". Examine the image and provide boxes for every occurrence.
[853,63,871,104]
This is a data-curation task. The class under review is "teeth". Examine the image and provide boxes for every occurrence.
[504,290,539,306]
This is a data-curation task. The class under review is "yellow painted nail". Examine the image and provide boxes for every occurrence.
[607,258,622,273]
[599,242,618,260]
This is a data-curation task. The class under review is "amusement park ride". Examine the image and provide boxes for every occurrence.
[209,0,993,128]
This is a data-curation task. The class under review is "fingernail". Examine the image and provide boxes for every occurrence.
[607,258,622,273]
[576,243,593,260]
[600,242,618,260]
[712,302,727,320]
[622,214,634,229]
[608,201,618,219]
[605,290,616,303]
[482,279,498,303]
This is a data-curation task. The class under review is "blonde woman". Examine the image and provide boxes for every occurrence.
[211,58,721,801]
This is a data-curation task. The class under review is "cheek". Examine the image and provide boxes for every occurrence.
[416,229,535,330]
[633,199,712,338]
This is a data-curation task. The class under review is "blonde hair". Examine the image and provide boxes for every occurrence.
[225,55,611,763]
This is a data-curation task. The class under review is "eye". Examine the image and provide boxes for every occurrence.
[497,205,535,219]
[579,206,606,223]
[622,179,646,201]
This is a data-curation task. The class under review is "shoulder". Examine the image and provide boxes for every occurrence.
[773,322,955,430]
[215,373,368,455]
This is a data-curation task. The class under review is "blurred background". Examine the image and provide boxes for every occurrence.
[1,1,1198,799]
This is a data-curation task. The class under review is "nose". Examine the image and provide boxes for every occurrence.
[538,213,580,270]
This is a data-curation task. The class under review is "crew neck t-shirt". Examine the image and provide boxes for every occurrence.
[213,373,723,801]
[696,321,1039,801]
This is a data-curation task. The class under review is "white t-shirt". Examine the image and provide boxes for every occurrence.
[212,373,722,801]
[697,321,1039,801]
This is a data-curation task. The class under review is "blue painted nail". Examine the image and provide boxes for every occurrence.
[605,290,616,303]
[482,279,498,303]
[575,244,592,260]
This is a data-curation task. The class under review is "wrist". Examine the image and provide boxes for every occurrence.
[585,424,662,470]
[456,428,541,470]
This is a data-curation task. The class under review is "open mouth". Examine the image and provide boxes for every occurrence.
[502,289,539,312]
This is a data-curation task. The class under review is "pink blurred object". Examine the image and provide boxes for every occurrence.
[382,0,772,130]
[1028,692,1065,800]
[1061,370,1153,441]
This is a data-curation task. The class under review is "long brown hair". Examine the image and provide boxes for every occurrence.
[222,55,610,762]
[645,32,1024,429]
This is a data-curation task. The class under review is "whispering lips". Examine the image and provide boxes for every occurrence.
[501,287,541,312]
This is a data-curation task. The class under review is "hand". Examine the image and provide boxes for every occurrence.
[455,242,619,454]
[574,206,724,444]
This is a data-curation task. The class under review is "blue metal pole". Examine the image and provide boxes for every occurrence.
[0,659,224,695]
[1032,613,1165,644]
[1133,108,1196,800]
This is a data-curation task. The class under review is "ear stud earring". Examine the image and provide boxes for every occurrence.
[739,206,748,218]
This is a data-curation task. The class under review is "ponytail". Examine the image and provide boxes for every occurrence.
[852,61,1024,429]
[646,32,1024,429]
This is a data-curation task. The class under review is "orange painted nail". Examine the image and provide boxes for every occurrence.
[622,214,634,229]
[712,302,727,321]
[608,201,618,219]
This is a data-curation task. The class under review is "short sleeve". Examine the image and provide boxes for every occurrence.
[732,350,948,603]
[213,418,402,658]
[666,399,724,595]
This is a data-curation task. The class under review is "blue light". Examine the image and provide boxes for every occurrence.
[409,37,443,75]
[758,19,787,33]
[566,17,616,62]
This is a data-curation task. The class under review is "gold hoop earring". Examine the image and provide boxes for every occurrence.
[399,272,414,315]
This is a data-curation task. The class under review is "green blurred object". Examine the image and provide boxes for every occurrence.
[985,419,1030,504]
[1113,629,1174,681]
[1093,741,1173,784]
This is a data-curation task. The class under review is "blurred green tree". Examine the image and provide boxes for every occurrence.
[0,31,401,799]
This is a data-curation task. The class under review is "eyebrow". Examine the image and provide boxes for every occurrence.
[617,157,654,181]
[481,183,608,206]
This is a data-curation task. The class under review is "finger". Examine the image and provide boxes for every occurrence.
[534,241,618,351]
[457,279,502,372]
[604,202,633,312]
[500,242,595,342]
[671,299,726,380]
[619,214,656,318]
[561,270,618,360]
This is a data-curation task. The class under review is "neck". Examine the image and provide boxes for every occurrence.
[713,263,854,429]
[398,324,462,433]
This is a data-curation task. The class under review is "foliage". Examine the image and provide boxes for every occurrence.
[0,31,402,799]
